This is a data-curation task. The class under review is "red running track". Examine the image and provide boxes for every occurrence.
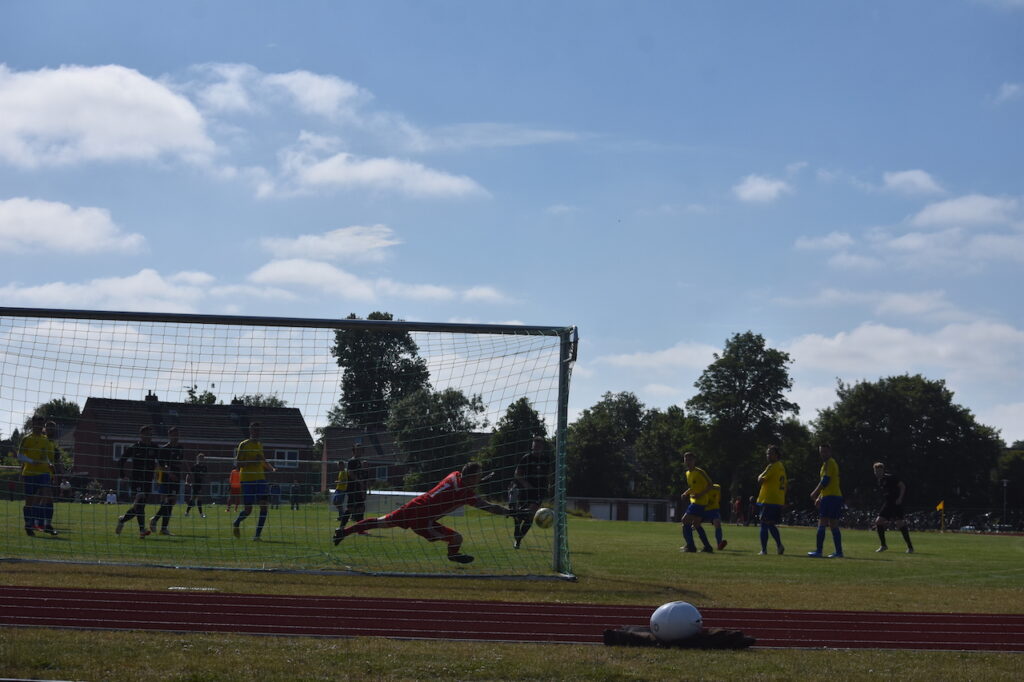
[2,586,1022,652]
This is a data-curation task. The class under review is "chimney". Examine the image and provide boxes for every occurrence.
[144,390,159,402]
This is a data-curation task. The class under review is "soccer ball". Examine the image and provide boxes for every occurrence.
[533,507,555,529]
[649,601,702,642]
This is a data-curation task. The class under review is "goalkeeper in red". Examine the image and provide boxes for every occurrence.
[333,461,510,564]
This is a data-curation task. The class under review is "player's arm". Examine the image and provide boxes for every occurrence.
[469,496,511,516]
[896,479,906,505]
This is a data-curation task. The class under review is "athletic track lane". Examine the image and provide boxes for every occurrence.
[1,586,1022,652]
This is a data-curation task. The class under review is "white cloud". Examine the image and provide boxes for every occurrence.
[981,402,1024,444]
[0,197,144,253]
[462,286,512,304]
[260,225,400,262]
[828,252,882,270]
[247,258,463,302]
[795,232,855,251]
[192,63,258,114]
[169,271,216,286]
[733,174,792,203]
[642,383,682,398]
[776,288,969,322]
[263,70,367,120]
[911,194,1018,227]
[994,82,1023,104]
[599,341,718,369]
[418,123,581,152]
[883,169,944,195]
[966,232,1024,263]
[0,63,215,168]
[274,136,487,198]
[0,269,206,312]
[787,321,1024,382]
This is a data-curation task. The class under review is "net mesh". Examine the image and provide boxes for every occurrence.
[0,309,574,577]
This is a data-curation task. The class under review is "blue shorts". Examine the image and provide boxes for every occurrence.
[22,473,51,497]
[332,491,347,509]
[242,481,269,505]
[701,508,721,522]
[819,495,844,520]
[685,503,705,517]
[759,503,782,524]
[156,482,176,496]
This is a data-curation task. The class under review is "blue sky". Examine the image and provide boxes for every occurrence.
[1,1,1022,444]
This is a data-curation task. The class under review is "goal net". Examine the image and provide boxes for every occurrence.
[0,307,576,578]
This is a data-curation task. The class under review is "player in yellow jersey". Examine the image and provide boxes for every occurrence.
[332,458,350,522]
[18,415,56,536]
[808,443,844,558]
[756,445,787,555]
[680,451,715,553]
[232,422,275,541]
[701,483,728,550]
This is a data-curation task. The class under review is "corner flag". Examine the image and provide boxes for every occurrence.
[936,500,945,511]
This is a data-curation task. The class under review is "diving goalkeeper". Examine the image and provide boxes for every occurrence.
[332,461,510,564]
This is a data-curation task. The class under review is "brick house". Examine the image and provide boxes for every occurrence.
[74,392,315,500]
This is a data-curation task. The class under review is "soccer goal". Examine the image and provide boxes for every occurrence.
[0,307,577,579]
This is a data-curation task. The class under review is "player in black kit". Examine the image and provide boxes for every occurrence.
[149,426,184,535]
[185,452,208,518]
[873,462,914,554]
[116,425,164,539]
[510,437,548,550]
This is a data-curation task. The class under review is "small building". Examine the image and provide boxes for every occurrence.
[74,392,315,500]
[320,426,409,492]
[567,496,669,522]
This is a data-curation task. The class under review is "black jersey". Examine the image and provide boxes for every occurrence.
[120,441,162,485]
[878,473,905,505]
[191,461,208,487]
[158,442,185,482]
[347,459,367,504]
[515,452,547,491]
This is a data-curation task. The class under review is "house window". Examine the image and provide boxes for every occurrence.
[375,465,387,481]
[273,450,299,468]
[112,443,133,462]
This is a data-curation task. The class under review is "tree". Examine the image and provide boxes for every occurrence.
[477,398,549,497]
[685,332,799,495]
[328,312,431,430]
[566,392,645,497]
[232,393,288,407]
[22,397,81,431]
[185,384,218,405]
[386,387,486,489]
[632,405,695,500]
[812,374,1003,508]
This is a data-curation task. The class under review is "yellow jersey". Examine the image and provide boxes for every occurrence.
[236,439,268,482]
[705,484,721,511]
[335,469,350,491]
[685,467,713,505]
[19,433,55,476]
[757,460,787,505]
[819,457,842,497]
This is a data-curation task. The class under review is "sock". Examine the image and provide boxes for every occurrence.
[696,526,711,549]
[682,524,695,548]
[769,525,782,547]
[901,527,913,549]
[255,508,268,536]
[23,505,32,528]
[234,509,251,526]
[816,526,826,552]
[831,527,843,554]
[44,502,54,526]
[759,524,769,551]
[877,527,887,546]
[161,505,173,529]
[714,526,723,544]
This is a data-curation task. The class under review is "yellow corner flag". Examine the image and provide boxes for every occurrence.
[936,500,945,511]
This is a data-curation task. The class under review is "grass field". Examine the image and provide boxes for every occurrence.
[3,506,1024,680]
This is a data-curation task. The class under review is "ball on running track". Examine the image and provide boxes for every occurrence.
[533,507,555,529]
[649,601,702,642]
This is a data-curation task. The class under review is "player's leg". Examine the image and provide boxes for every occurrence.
[417,521,472,563]
[810,517,827,556]
[875,515,889,551]
[234,486,255,538]
[828,517,843,557]
[680,513,698,551]
[894,514,913,552]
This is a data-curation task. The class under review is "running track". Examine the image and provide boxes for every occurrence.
[2,586,1022,652]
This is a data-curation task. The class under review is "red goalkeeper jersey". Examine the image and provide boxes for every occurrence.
[392,470,479,522]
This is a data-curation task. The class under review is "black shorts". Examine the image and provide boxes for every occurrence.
[879,502,904,520]
[509,486,542,509]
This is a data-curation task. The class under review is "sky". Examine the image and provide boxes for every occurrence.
[0,1,1022,445]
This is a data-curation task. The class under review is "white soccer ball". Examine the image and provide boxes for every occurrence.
[533,507,555,529]
[649,601,702,642]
